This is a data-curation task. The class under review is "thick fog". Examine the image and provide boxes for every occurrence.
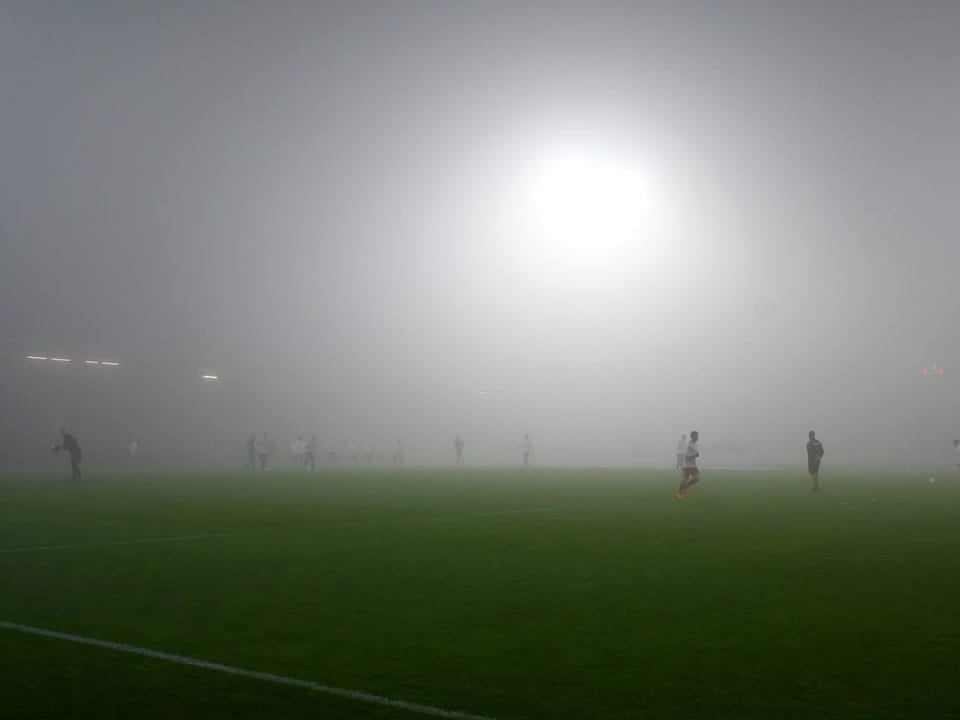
[2,1,958,470]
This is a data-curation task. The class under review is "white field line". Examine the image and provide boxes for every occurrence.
[0,532,239,554]
[0,620,494,720]
[475,507,556,517]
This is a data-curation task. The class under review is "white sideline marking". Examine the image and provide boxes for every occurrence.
[0,620,494,720]
[0,533,238,554]
[475,507,556,517]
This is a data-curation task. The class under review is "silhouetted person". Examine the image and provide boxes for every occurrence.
[246,434,257,470]
[807,430,824,492]
[393,438,404,466]
[304,435,317,470]
[454,434,465,465]
[52,428,82,481]
[676,430,700,499]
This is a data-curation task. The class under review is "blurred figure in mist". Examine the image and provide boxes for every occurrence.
[454,434,465,465]
[128,439,139,459]
[521,434,534,467]
[245,434,257,470]
[291,436,306,467]
[304,435,317,470]
[953,439,960,472]
[393,438,404,466]
[52,427,82,481]
[255,433,273,470]
[806,431,824,492]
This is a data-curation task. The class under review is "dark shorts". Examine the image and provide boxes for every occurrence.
[808,459,821,474]
[682,466,699,480]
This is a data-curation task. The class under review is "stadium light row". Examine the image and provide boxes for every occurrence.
[27,355,116,365]
[26,355,219,380]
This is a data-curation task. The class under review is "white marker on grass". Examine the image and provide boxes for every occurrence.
[0,621,494,720]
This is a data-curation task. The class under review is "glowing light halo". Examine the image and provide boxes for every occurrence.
[525,149,656,290]
[531,152,650,245]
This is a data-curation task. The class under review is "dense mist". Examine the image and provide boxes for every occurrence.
[2,1,958,470]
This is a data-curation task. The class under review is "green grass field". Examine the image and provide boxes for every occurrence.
[2,468,959,719]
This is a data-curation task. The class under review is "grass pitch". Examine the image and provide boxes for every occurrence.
[1,468,959,719]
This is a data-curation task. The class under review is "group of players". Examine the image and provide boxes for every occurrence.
[48,427,960,496]
[244,433,410,470]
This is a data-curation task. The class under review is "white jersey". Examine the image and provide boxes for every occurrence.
[682,440,699,468]
[676,439,687,455]
[291,440,306,456]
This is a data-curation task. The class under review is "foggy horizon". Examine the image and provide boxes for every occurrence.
[3,1,958,470]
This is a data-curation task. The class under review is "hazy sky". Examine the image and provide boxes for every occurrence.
[2,1,958,465]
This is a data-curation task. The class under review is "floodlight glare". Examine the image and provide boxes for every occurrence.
[202,374,220,380]
[50,357,71,362]
[84,360,99,365]
[27,355,48,361]
[100,361,120,367]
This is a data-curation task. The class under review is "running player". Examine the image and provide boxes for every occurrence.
[52,428,82,481]
[806,430,824,492]
[675,434,687,472]
[675,430,700,499]
[454,434,465,465]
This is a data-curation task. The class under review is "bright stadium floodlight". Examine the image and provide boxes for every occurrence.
[202,374,220,381]
[50,357,71,362]
[84,360,99,365]
[523,147,663,291]
[100,361,120,367]
[27,355,48,361]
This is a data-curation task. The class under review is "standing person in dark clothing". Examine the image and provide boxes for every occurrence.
[245,434,257,470]
[806,430,824,492]
[52,428,82,481]
[454,434,465,465]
